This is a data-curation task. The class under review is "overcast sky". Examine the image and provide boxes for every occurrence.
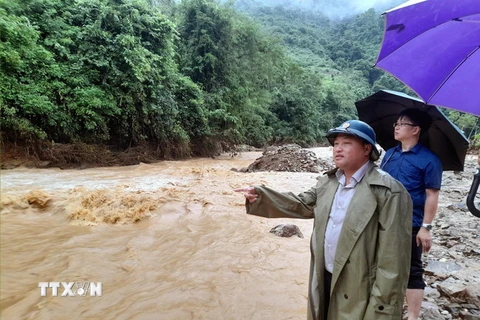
[352,0,399,11]
[311,0,405,17]
[234,0,405,18]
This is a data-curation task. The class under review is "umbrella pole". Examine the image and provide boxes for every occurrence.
[467,166,480,218]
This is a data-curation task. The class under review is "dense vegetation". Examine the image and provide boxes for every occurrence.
[1,0,478,160]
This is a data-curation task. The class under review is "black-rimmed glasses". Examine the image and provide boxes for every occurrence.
[393,122,417,128]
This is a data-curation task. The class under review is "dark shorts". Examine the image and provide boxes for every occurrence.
[324,269,332,319]
[408,227,426,289]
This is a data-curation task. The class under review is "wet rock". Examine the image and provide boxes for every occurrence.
[440,223,452,229]
[460,310,480,320]
[445,303,463,317]
[425,286,441,299]
[464,249,480,257]
[440,310,453,320]
[447,202,470,212]
[436,283,480,307]
[421,301,444,320]
[425,261,462,275]
[466,285,480,307]
[269,224,304,238]
[467,222,479,229]
[437,283,465,299]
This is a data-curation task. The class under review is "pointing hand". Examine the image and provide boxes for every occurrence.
[234,186,258,204]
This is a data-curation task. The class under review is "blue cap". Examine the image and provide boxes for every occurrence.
[326,120,380,161]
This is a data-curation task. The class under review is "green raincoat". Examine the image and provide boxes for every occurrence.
[245,164,412,320]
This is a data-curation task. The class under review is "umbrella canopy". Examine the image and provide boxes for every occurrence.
[355,90,469,171]
[375,0,480,116]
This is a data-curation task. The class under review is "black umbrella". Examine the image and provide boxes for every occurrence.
[355,90,469,171]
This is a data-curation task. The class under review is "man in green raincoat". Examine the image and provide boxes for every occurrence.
[235,120,412,320]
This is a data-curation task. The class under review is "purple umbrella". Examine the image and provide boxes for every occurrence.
[375,0,480,116]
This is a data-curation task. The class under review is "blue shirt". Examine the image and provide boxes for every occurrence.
[380,143,442,227]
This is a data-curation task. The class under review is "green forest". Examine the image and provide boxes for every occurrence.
[1,0,478,162]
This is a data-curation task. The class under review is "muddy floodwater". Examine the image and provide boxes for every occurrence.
[1,150,335,320]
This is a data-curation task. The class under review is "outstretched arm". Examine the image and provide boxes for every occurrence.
[235,185,316,219]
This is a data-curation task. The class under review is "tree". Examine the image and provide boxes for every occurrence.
[0,6,57,141]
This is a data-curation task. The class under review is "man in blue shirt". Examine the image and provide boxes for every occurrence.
[380,108,442,320]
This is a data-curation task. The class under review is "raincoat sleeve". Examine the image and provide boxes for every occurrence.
[245,185,316,219]
[365,184,412,319]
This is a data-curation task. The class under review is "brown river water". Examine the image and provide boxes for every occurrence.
[1,150,336,320]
